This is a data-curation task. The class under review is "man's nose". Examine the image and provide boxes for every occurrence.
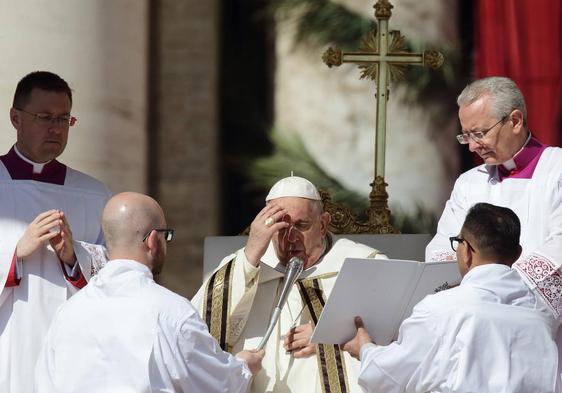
[287,226,300,242]
[47,123,64,133]
[467,138,480,152]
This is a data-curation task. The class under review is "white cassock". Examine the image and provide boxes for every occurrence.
[426,142,562,316]
[0,146,111,393]
[357,264,560,393]
[192,235,386,393]
[35,259,252,393]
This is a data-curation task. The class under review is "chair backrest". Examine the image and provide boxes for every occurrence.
[203,234,432,281]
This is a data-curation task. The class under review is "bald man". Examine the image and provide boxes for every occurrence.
[35,192,263,393]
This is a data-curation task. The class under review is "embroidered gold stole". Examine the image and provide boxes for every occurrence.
[203,259,235,352]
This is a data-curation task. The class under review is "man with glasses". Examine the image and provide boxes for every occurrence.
[0,71,112,393]
[192,175,387,393]
[345,203,559,392]
[425,77,562,321]
[36,192,263,392]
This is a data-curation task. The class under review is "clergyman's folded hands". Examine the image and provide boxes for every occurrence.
[16,209,76,266]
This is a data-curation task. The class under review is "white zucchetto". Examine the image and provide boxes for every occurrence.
[265,176,321,201]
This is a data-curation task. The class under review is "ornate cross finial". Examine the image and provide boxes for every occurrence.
[374,0,393,19]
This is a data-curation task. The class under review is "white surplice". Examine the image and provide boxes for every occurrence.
[192,236,385,393]
[425,147,562,317]
[358,264,560,393]
[0,162,111,393]
[35,259,252,393]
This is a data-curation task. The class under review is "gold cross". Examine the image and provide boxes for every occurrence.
[321,0,443,234]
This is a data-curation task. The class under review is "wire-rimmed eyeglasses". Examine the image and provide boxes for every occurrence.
[16,108,77,127]
[455,115,508,144]
[142,228,175,242]
[449,236,475,252]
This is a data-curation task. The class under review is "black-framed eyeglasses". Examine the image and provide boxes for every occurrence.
[455,115,508,144]
[15,108,77,127]
[142,228,175,242]
[449,236,475,252]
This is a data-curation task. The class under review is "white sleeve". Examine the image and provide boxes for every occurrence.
[537,178,562,266]
[358,302,436,393]
[514,176,562,318]
[173,313,252,393]
[425,177,469,261]
[34,311,62,393]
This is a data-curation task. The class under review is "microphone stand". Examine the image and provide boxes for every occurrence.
[256,257,304,351]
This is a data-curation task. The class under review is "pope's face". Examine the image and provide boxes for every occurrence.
[458,95,525,165]
[270,197,330,270]
[10,88,71,163]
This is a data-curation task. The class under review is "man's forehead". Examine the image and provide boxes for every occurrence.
[26,88,71,112]
[459,95,494,130]
[268,196,315,213]
[459,95,491,117]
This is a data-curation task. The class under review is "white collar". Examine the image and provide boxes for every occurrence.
[14,144,51,174]
[501,132,532,170]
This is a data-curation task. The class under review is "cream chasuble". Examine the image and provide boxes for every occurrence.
[192,236,385,393]
[0,162,110,393]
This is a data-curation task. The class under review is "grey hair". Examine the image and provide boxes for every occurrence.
[457,77,527,126]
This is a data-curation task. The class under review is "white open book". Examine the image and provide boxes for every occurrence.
[310,258,461,346]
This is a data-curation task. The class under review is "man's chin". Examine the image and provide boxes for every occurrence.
[480,154,499,165]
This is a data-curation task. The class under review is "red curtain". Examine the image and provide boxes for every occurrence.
[475,0,562,146]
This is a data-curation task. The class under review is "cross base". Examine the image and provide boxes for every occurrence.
[320,176,398,234]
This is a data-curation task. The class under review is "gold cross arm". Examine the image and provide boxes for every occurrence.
[323,47,443,71]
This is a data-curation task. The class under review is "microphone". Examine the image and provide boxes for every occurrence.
[256,257,304,351]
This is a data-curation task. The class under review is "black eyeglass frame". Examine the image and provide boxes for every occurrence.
[142,228,175,242]
[449,236,475,252]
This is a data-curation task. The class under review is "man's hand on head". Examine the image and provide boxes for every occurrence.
[16,210,64,261]
[49,211,77,266]
[342,316,373,360]
[244,204,289,267]
[283,322,316,358]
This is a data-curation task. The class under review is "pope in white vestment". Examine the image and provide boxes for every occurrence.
[192,176,386,393]
[357,264,559,393]
[36,259,252,393]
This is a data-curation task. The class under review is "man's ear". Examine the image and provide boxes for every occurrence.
[9,108,20,129]
[464,243,473,270]
[510,109,524,135]
[320,212,331,236]
[457,241,471,269]
[145,230,158,254]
